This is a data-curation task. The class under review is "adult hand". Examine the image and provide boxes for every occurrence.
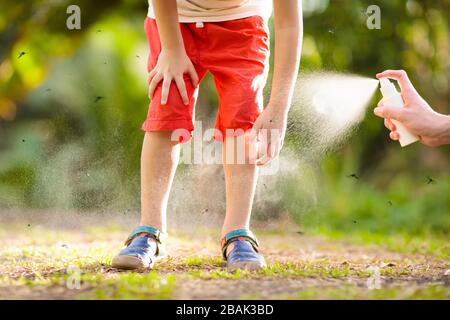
[374,70,450,147]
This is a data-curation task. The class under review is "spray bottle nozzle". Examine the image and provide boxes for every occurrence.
[379,78,398,97]
[379,77,391,88]
[378,76,420,147]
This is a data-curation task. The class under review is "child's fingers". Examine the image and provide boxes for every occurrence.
[250,118,264,164]
[255,135,267,165]
[248,130,260,164]
[389,131,400,141]
[161,76,172,105]
[258,145,274,166]
[174,76,189,105]
[257,135,275,166]
[263,137,281,166]
[257,146,269,165]
[148,73,163,99]
[188,65,199,87]
[250,121,262,142]
[148,69,156,84]
[268,136,279,159]
[248,142,258,165]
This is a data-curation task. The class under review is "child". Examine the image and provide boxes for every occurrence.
[112,0,303,271]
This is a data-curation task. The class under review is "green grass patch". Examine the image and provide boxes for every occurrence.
[81,272,176,300]
[276,284,449,300]
[186,261,390,280]
[314,229,450,259]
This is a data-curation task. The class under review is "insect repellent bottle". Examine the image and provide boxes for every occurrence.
[379,78,419,147]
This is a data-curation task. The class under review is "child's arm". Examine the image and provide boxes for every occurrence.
[252,0,303,165]
[148,0,199,105]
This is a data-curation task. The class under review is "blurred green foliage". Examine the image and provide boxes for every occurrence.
[0,0,449,236]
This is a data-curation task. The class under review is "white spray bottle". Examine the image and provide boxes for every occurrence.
[379,78,419,147]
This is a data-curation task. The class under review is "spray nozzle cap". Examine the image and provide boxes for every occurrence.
[379,77,399,97]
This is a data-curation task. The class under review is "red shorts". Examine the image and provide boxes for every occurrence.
[142,16,270,142]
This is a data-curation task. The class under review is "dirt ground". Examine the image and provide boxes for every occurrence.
[0,211,448,299]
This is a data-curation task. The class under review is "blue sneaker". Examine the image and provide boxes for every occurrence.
[221,229,266,272]
[112,226,166,270]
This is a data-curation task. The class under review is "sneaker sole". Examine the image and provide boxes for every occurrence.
[111,255,147,270]
[227,261,266,272]
[111,255,165,270]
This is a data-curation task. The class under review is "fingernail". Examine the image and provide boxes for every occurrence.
[374,107,381,115]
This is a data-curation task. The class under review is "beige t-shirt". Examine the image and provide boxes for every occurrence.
[147,0,273,22]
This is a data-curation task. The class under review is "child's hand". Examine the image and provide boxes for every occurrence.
[148,49,199,105]
[250,106,288,166]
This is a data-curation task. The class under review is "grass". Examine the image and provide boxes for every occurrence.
[184,255,223,268]
[298,171,450,236]
[187,261,357,280]
[313,228,450,259]
[276,284,450,300]
[185,260,432,281]
[0,220,448,299]
[3,270,176,300]
[86,273,176,300]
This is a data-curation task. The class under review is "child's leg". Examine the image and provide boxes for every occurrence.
[112,131,178,269]
[221,134,258,236]
[140,131,180,233]
[204,16,269,267]
[112,19,203,270]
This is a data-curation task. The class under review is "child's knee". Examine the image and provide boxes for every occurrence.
[144,131,181,147]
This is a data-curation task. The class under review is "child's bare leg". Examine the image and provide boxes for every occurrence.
[140,131,180,233]
[221,135,258,238]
